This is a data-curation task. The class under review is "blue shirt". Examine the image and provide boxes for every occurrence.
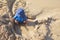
[13,8,27,23]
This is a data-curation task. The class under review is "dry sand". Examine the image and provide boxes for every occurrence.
[0,0,60,40]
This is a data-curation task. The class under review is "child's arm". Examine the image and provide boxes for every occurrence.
[27,16,36,20]
[26,18,37,23]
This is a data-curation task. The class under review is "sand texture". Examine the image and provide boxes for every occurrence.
[0,0,60,40]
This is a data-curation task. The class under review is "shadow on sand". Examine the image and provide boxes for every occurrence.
[0,14,22,36]
[7,0,16,17]
[44,17,56,40]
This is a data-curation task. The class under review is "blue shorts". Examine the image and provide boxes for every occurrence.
[13,15,27,23]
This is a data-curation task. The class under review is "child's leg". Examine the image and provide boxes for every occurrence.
[10,18,15,23]
[15,20,19,24]
[10,18,19,24]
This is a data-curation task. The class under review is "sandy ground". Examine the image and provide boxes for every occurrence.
[0,0,60,40]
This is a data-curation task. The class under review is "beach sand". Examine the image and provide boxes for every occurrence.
[0,0,60,40]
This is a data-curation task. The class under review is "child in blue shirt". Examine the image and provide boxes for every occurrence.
[11,8,37,24]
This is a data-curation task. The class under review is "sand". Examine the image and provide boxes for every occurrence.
[0,0,60,40]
